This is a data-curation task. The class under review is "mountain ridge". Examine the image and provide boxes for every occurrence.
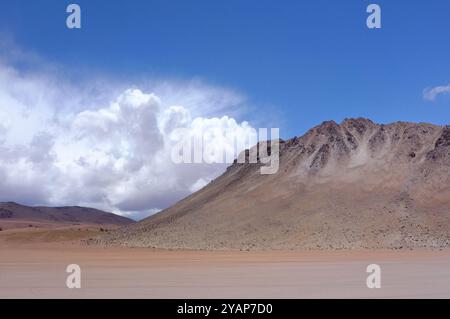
[0,202,134,226]
[99,118,450,250]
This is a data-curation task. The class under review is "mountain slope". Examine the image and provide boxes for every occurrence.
[101,118,450,250]
[0,202,134,226]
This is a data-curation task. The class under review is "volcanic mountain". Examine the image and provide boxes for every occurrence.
[0,202,133,227]
[101,118,450,250]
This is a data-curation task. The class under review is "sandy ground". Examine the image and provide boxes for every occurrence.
[1,244,450,298]
[0,223,118,247]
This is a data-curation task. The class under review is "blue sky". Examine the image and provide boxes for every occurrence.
[0,1,450,217]
[1,0,449,138]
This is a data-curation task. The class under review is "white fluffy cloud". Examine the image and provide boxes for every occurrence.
[0,60,257,220]
[423,84,450,101]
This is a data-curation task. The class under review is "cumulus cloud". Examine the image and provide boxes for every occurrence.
[423,84,450,101]
[0,58,257,220]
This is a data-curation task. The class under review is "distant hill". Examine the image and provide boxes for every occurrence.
[101,118,450,250]
[0,202,134,226]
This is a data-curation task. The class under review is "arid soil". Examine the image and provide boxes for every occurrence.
[1,243,450,298]
[100,119,450,250]
[1,227,449,298]
[0,223,117,248]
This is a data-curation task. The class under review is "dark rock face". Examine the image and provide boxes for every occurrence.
[342,118,375,136]
[310,144,331,169]
[426,126,450,162]
[368,126,386,153]
[435,126,450,148]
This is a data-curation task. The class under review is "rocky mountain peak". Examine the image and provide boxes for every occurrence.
[101,119,450,250]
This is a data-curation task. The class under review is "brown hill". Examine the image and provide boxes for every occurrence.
[100,118,450,250]
[0,202,133,226]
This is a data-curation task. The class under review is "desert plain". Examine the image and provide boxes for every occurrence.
[1,226,449,299]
